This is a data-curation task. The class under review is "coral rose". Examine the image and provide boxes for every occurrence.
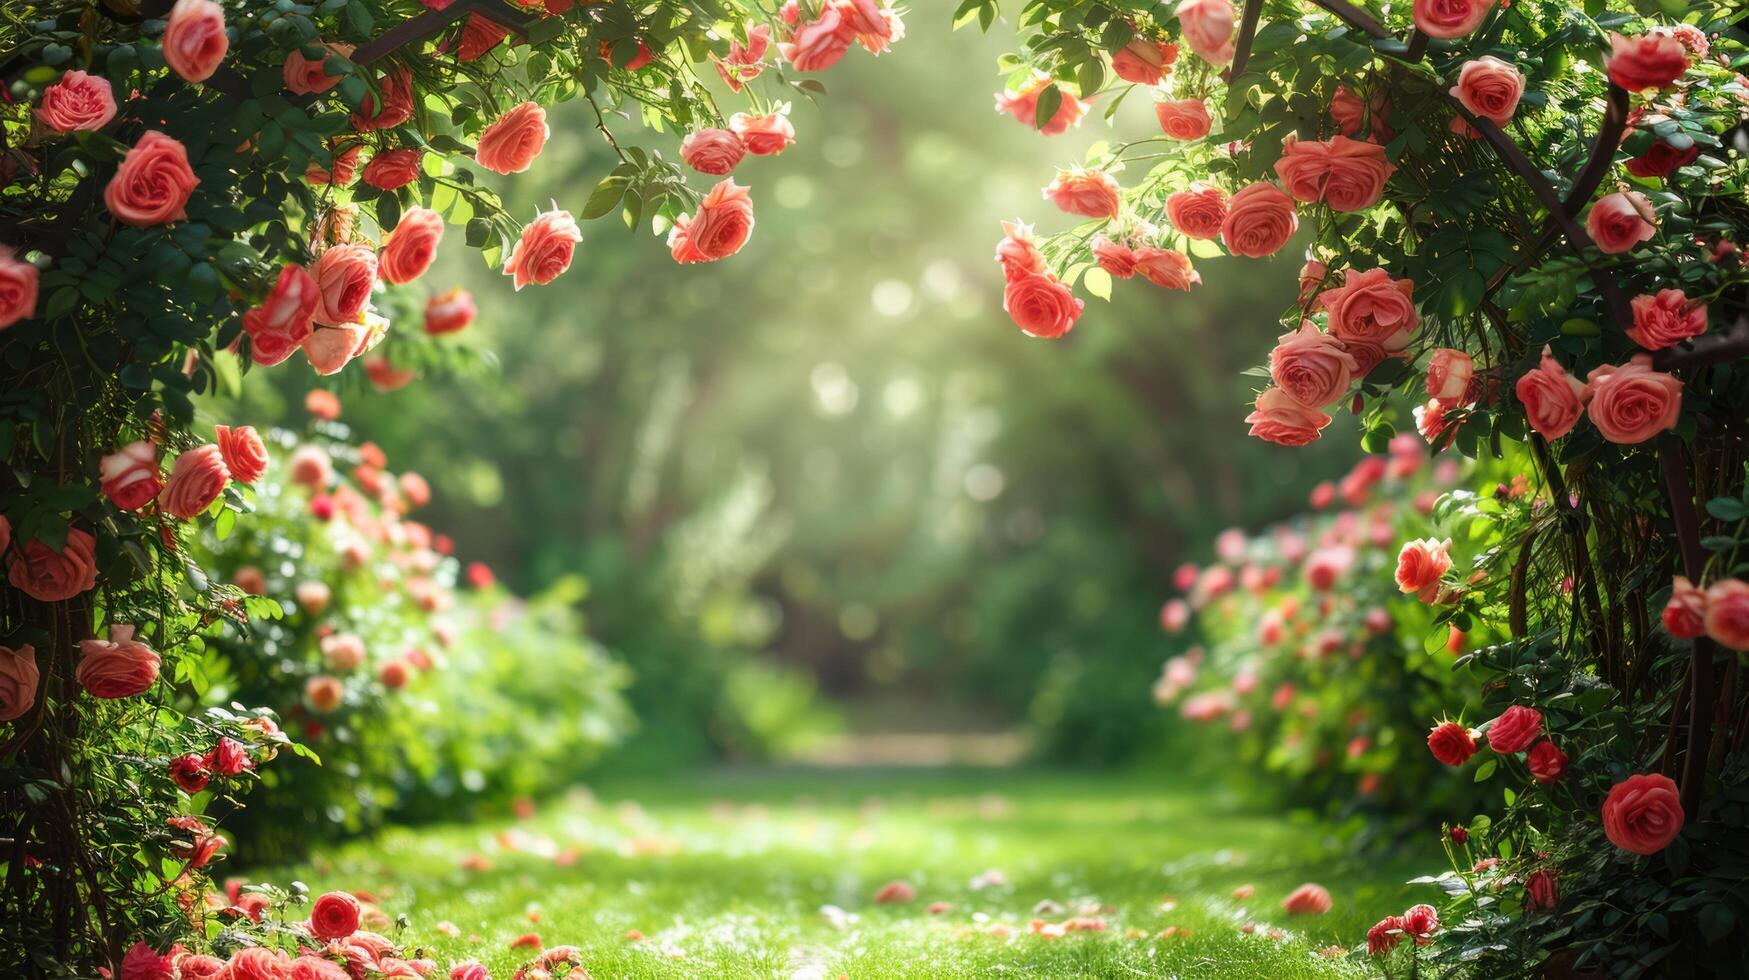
[729,111,796,155]
[1626,289,1707,351]
[1244,387,1330,446]
[1527,739,1568,783]
[1111,38,1177,85]
[379,207,445,285]
[1175,0,1235,65]
[9,527,99,601]
[873,880,917,903]
[476,102,549,175]
[77,625,160,698]
[351,68,414,131]
[1662,575,1707,639]
[669,180,756,264]
[161,444,230,519]
[1154,98,1211,140]
[1269,321,1358,408]
[1585,355,1681,444]
[0,644,40,722]
[1219,183,1297,258]
[1321,268,1417,352]
[0,246,38,330]
[781,6,852,72]
[1272,135,1394,213]
[1043,168,1122,219]
[457,14,510,61]
[1166,183,1226,240]
[364,353,414,392]
[680,128,746,175]
[994,75,1089,136]
[35,70,116,133]
[1585,191,1655,254]
[362,148,422,191]
[100,440,163,511]
[1425,348,1473,403]
[504,210,581,289]
[995,220,1046,281]
[1515,345,1588,440]
[1449,56,1523,124]
[1090,236,1137,278]
[1605,32,1689,92]
[1132,247,1199,291]
[105,131,199,226]
[311,890,363,941]
[424,288,476,335]
[307,144,362,188]
[1486,704,1543,754]
[163,0,228,83]
[1282,883,1332,915]
[1330,84,1390,139]
[306,675,345,713]
[1703,579,1749,651]
[1395,537,1451,601]
[177,954,226,979]
[1427,721,1476,766]
[312,244,377,325]
[1411,0,1494,39]
[243,265,320,366]
[226,947,288,980]
[289,445,332,489]
[214,425,268,484]
[1601,773,1684,854]
[1003,272,1083,339]
[284,43,353,96]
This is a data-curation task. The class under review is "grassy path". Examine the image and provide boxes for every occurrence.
[260,769,1435,978]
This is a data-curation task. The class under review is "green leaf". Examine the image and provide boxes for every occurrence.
[1704,497,1748,522]
[1034,84,1063,131]
[581,176,629,220]
[1474,758,1497,782]
[1083,267,1112,301]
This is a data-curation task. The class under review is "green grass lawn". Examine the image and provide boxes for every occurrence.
[253,768,1438,978]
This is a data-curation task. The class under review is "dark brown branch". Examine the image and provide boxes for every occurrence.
[1563,85,1631,220]
[1227,0,1267,81]
[1659,437,1718,818]
[1654,317,1749,372]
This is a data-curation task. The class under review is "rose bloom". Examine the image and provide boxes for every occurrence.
[1166,183,1227,239]
[1605,31,1689,92]
[176,955,226,980]
[306,675,345,713]
[35,70,117,133]
[1330,84,1390,139]
[1627,289,1707,350]
[1663,575,1708,638]
[361,148,422,191]
[1273,135,1394,212]
[729,110,796,155]
[994,75,1090,136]
[233,565,266,595]
[1395,537,1451,601]
[311,891,363,941]
[284,42,353,96]
[161,444,230,519]
[1132,247,1199,291]
[1523,869,1559,912]
[1427,720,1476,765]
[213,425,268,484]
[163,0,228,83]
[833,0,901,55]
[449,964,490,980]
[1303,546,1351,590]
[1110,38,1177,85]
[1366,916,1405,956]
[0,246,38,330]
[1154,98,1211,140]
[669,179,756,264]
[1601,772,1685,854]
[226,947,288,980]
[1585,355,1681,444]
[322,633,366,672]
[100,440,162,510]
[1268,321,1357,408]
[379,207,444,285]
[121,943,173,980]
[243,265,319,366]
[8,526,99,601]
[424,288,476,335]
[1175,0,1235,65]
[305,389,342,421]
[1449,56,1523,124]
[1003,271,1083,339]
[781,6,852,72]
[0,644,40,722]
[364,353,415,392]
[289,445,332,489]
[504,209,582,288]
[1515,345,1589,440]
[105,131,199,226]
[1703,579,1749,651]
[1402,903,1440,944]
[1411,0,1494,39]
[475,101,549,175]
[312,244,378,325]
[208,736,251,776]
[77,625,160,699]
[1219,183,1298,258]
[995,220,1047,281]
[169,752,211,793]
[1626,138,1700,179]
[351,67,414,131]
[1043,168,1122,219]
[1425,348,1473,403]
[1486,704,1543,754]
[1321,269,1417,356]
[1090,236,1137,278]
[307,144,362,187]
[379,658,412,690]
[680,128,746,175]
[400,472,431,508]
[1526,739,1568,783]
[1281,883,1332,916]
[1586,190,1655,254]
[302,313,375,377]
[1244,387,1330,446]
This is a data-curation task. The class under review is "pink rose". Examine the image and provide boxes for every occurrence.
[995,220,1046,281]
[35,70,117,132]
[289,446,332,489]
[362,147,423,191]
[1585,355,1681,444]
[1154,98,1211,140]
[668,179,755,264]
[379,207,444,285]
[365,353,415,392]
[1219,182,1298,258]
[1321,268,1418,352]
[1111,39,1177,86]
[400,471,431,508]
[475,102,549,175]
[1394,537,1451,601]
[1585,191,1655,254]
[1132,247,1199,290]
[161,444,229,519]
[1425,348,1473,403]
[1272,135,1394,212]
[1527,739,1568,783]
[284,43,353,96]
[1703,579,1749,651]
[306,675,344,713]
[729,111,796,155]
[100,440,163,511]
[0,644,40,722]
[1515,345,1588,440]
[1281,883,1332,915]
[1601,773,1684,854]
[351,67,414,131]
[1450,56,1523,124]
[1003,272,1083,339]
[8,527,99,601]
[302,311,381,376]
[1330,85,1391,139]
[1043,168,1121,219]
[1605,32,1689,92]
[312,244,378,324]
[1166,183,1227,239]
[1269,321,1358,408]
[311,891,363,941]
[321,633,365,672]
[307,145,362,187]
[1091,236,1137,278]
[1626,289,1707,350]
[1411,0,1494,40]
[1486,704,1542,754]
[177,955,227,980]
[121,943,174,980]
[0,246,38,330]
[424,288,476,335]
[994,76,1089,136]
[1427,720,1477,766]
[781,6,852,71]
[163,0,228,83]
[1663,575,1707,639]
[504,209,581,288]
[244,265,319,366]
[833,0,900,55]
[226,948,289,980]
[680,128,746,175]
[1244,387,1330,446]
[77,625,160,698]
[105,130,199,226]
[1175,0,1235,65]
[450,965,489,980]
[214,425,268,484]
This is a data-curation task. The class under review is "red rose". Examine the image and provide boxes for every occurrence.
[1605,32,1689,92]
[120,942,174,980]
[1281,883,1332,915]
[160,444,229,520]
[1366,916,1404,955]
[100,440,163,511]
[1272,134,1394,213]
[1486,704,1543,754]
[169,752,211,793]
[1449,56,1523,124]
[475,102,550,175]
[1219,182,1298,258]
[1244,387,1330,446]
[1663,575,1707,638]
[1002,271,1083,339]
[1165,183,1226,240]
[1526,739,1567,783]
[104,131,199,226]
[76,625,160,698]
[1425,348,1474,403]
[163,0,228,83]
[780,6,852,71]
[307,145,362,187]
[207,736,252,776]
[1626,138,1700,178]
[225,947,288,980]
[1091,236,1137,278]
[424,288,476,335]
[362,148,423,191]
[284,42,353,96]
[214,425,268,484]
[1132,247,1199,291]
[310,890,363,941]
[1401,903,1439,944]
[456,13,510,61]
[1321,268,1418,353]
[995,220,1046,281]
[994,75,1089,136]
[1524,869,1559,911]
[1176,0,1236,65]
[8,527,99,602]
[1426,721,1476,766]
[668,180,755,264]
[1111,38,1176,85]
[1601,772,1684,854]
[1703,579,1749,651]
[35,70,117,133]
[503,209,581,289]
[379,207,444,285]
[680,127,746,175]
